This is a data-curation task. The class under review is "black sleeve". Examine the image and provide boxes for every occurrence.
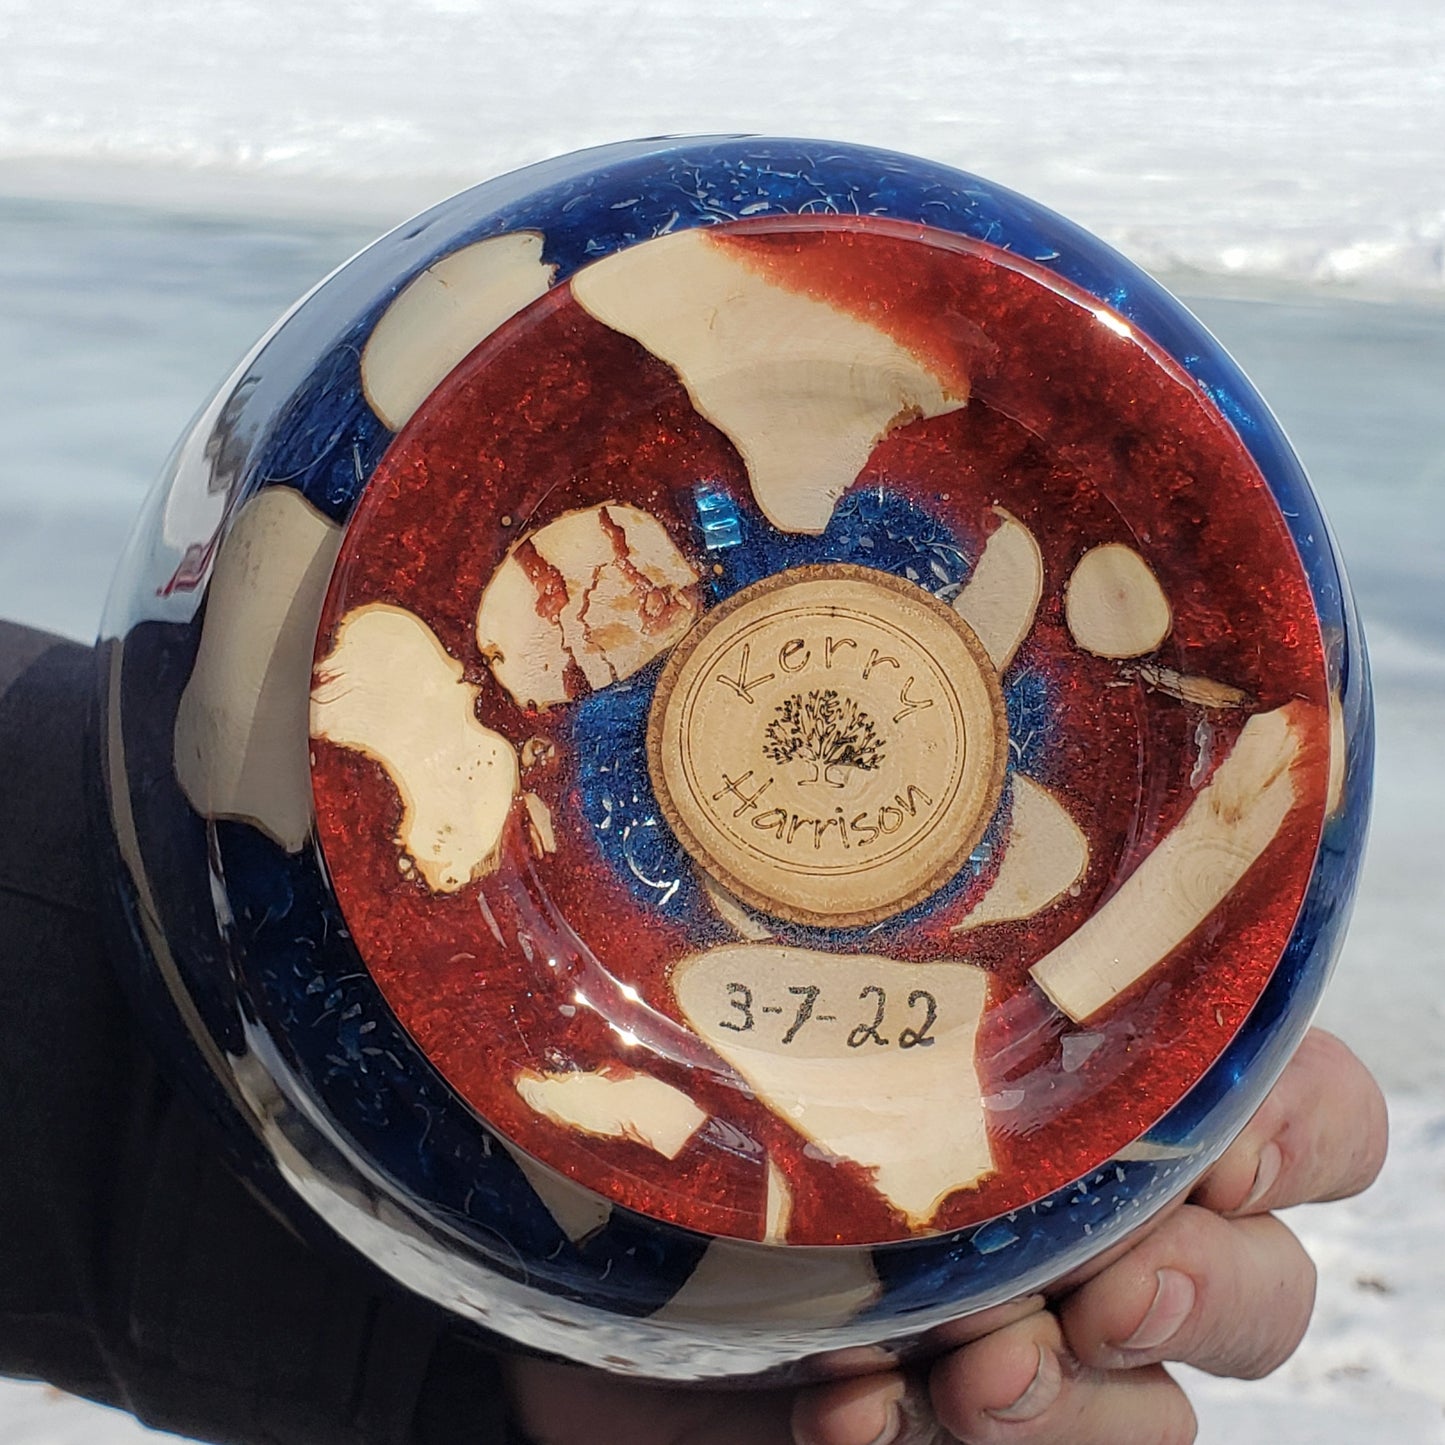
[0,622,522,1445]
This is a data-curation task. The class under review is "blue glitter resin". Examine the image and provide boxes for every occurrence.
[571,484,1055,936]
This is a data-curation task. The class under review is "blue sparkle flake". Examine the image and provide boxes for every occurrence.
[694,483,744,551]
[1005,668,1051,773]
[971,1219,1020,1255]
[698,485,972,604]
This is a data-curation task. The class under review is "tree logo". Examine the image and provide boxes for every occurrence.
[763,688,887,787]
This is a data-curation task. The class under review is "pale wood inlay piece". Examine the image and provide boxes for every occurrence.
[672,944,994,1225]
[763,1156,793,1243]
[571,229,967,535]
[311,603,519,892]
[953,507,1044,670]
[1030,702,1311,1022]
[1065,543,1172,658]
[361,232,556,431]
[951,775,1088,934]
[502,1142,614,1244]
[1327,689,1346,816]
[1133,663,1250,710]
[701,875,776,942]
[522,791,558,858]
[1113,1137,1195,1163]
[174,488,343,852]
[513,1068,707,1161]
[475,502,700,710]
[654,1237,880,1325]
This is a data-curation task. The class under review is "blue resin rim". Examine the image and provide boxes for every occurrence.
[112,137,1373,1339]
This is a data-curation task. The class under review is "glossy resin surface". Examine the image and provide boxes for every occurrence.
[98,138,1371,1379]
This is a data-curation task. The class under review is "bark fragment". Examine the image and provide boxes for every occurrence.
[475,502,700,709]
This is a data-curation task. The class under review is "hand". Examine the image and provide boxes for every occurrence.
[501,1028,1386,1445]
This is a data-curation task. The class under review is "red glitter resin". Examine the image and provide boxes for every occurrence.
[310,218,1330,1246]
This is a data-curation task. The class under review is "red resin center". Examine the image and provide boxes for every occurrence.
[309,217,1330,1246]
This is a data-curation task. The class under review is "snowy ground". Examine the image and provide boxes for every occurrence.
[2,0,1444,293]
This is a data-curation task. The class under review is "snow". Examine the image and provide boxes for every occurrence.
[0,0,1443,292]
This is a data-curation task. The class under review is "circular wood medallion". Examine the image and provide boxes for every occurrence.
[647,565,1008,927]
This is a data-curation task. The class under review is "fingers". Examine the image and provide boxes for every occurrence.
[1059,1204,1316,1380]
[1190,1028,1387,1216]
[792,1373,910,1445]
[928,1310,1197,1445]
[924,1191,1322,1441]
[506,1030,1381,1445]
[793,1297,1048,1445]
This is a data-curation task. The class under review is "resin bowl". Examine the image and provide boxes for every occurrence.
[96,136,1371,1383]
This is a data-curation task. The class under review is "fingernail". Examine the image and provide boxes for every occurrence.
[1241,1140,1283,1212]
[985,1343,1062,1423]
[864,1403,901,1445]
[793,1380,907,1445]
[892,1380,950,1445]
[1117,1268,1196,1352]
